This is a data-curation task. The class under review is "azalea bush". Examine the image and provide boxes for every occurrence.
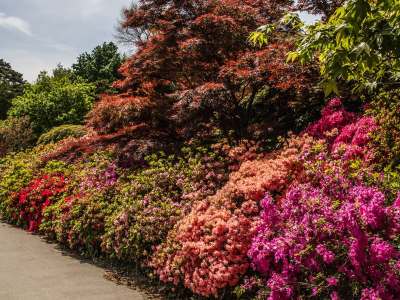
[249,152,400,299]
[150,134,317,297]
[40,151,130,257]
[101,145,235,262]
[5,172,68,233]
[2,97,400,300]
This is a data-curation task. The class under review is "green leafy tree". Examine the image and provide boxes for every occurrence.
[71,42,126,96]
[251,0,400,96]
[8,71,94,135]
[0,59,26,120]
[52,62,72,80]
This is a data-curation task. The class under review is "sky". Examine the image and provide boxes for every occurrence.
[0,1,320,83]
[0,0,134,83]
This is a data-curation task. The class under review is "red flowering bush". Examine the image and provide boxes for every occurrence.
[5,172,68,233]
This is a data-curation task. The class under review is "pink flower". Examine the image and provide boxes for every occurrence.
[327,277,338,286]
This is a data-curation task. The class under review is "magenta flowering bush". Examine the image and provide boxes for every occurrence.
[303,98,377,162]
[248,156,400,299]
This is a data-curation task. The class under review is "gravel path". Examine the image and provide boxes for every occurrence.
[0,219,143,300]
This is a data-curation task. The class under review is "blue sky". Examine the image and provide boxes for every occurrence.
[0,1,320,83]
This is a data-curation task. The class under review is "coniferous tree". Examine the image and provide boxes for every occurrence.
[0,59,26,120]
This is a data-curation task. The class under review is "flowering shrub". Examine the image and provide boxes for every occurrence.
[0,144,61,218]
[101,146,230,261]
[40,152,129,257]
[249,162,400,299]
[303,98,377,163]
[3,172,68,233]
[150,134,317,297]
[4,96,400,300]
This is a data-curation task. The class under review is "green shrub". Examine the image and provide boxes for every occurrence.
[366,89,400,168]
[37,124,87,145]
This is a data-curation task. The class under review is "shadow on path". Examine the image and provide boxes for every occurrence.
[0,218,144,300]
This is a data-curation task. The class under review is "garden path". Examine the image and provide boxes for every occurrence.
[0,219,144,300]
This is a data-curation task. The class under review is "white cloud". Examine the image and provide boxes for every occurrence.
[0,12,32,36]
[50,43,77,52]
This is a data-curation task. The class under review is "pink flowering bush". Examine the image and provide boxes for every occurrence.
[249,161,400,299]
[303,98,377,162]
[40,152,129,257]
[101,146,230,261]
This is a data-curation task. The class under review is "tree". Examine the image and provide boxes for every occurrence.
[8,71,94,136]
[0,59,26,120]
[99,0,322,146]
[71,42,126,96]
[113,2,150,53]
[52,62,72,80]
[254,0,400,96]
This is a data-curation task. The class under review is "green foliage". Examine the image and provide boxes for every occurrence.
[8,71,94,136]
[0,59,26,120]
[37,124,87,146]
[366,88,400,168]
[52,62,72,80]
[71,42,125,96]
[252,0,400,95]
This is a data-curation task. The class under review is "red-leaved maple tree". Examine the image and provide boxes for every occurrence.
[102,0,321,141]
[44,0,324,162]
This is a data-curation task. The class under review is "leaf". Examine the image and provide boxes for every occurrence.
[318,81,339,97]
[351,42,371,57]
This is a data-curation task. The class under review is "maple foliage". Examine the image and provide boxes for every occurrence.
[96,0,322,146]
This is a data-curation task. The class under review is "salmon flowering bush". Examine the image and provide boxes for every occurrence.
[150,196,259,297]
[150,134,318,297]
